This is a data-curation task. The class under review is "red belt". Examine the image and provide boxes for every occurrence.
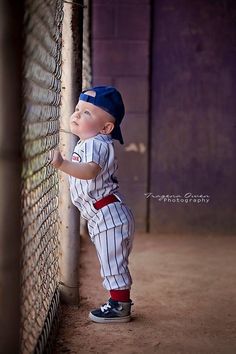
[93,194,119,210]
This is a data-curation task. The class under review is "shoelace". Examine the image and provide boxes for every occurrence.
[100,300,133,313]
[100,302,112,312]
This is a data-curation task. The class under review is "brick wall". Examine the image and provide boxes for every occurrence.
[91,0,151,232]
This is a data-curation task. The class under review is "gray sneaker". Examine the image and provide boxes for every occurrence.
[89,298,134,323]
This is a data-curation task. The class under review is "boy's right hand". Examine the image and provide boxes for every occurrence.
[48,147,64,169]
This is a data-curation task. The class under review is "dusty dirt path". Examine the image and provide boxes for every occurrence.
[54,232,236,354]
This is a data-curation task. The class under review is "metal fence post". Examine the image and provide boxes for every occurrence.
[58,0,83,305]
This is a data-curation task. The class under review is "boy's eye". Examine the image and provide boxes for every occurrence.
[84,110,93,119]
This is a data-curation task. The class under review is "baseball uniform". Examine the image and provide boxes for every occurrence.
[69,133,135,290]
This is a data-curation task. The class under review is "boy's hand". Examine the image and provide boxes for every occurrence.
[48,147,64,169]
[47,147,101,179]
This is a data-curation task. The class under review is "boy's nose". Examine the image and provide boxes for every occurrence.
[74,112,80,120]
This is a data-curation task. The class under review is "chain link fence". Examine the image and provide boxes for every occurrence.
[20,0,63,352]
[0,0,88,352]
[82,0,92,89]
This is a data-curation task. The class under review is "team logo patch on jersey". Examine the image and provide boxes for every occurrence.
[72,152,81,162]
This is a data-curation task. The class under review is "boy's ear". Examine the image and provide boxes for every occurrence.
[100,122,115,135]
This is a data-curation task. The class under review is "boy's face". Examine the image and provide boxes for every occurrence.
[70,99,114,140]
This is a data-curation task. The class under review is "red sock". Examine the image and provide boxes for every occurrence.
[110,289,130,302]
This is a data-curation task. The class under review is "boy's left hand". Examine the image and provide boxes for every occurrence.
[48,147,64,169]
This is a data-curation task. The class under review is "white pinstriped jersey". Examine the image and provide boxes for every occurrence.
[68,133,126,224]
[68,133,135,290]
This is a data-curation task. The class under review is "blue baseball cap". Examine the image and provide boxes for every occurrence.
[79,85,125,144]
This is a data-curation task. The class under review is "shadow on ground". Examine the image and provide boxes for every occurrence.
[54,231,236,354]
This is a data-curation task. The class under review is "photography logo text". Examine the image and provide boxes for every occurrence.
[144,192,210,204]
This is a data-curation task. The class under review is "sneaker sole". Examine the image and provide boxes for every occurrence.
[89,312,131,323]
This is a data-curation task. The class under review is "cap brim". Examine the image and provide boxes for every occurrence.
[111,124,124,144]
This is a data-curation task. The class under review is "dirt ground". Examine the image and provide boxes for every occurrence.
[54,231,236,354]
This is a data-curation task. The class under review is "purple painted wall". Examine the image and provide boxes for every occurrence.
[91,0,151,232]
[91,0,236,234]
[150,0,236,234]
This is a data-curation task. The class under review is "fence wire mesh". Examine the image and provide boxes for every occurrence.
[20,0,63,352]
[82,0,92,89]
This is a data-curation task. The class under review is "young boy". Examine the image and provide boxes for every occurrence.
[50,86,135,323]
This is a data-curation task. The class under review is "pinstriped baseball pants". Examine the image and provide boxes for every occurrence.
[88,201,135,291]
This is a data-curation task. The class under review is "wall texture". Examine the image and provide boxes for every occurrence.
[91,0,236,234]
[91,0,151,232]
[150,0,236,234]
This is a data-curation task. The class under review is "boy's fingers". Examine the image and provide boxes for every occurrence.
[48,150,54,161]
[47,147,61,165]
